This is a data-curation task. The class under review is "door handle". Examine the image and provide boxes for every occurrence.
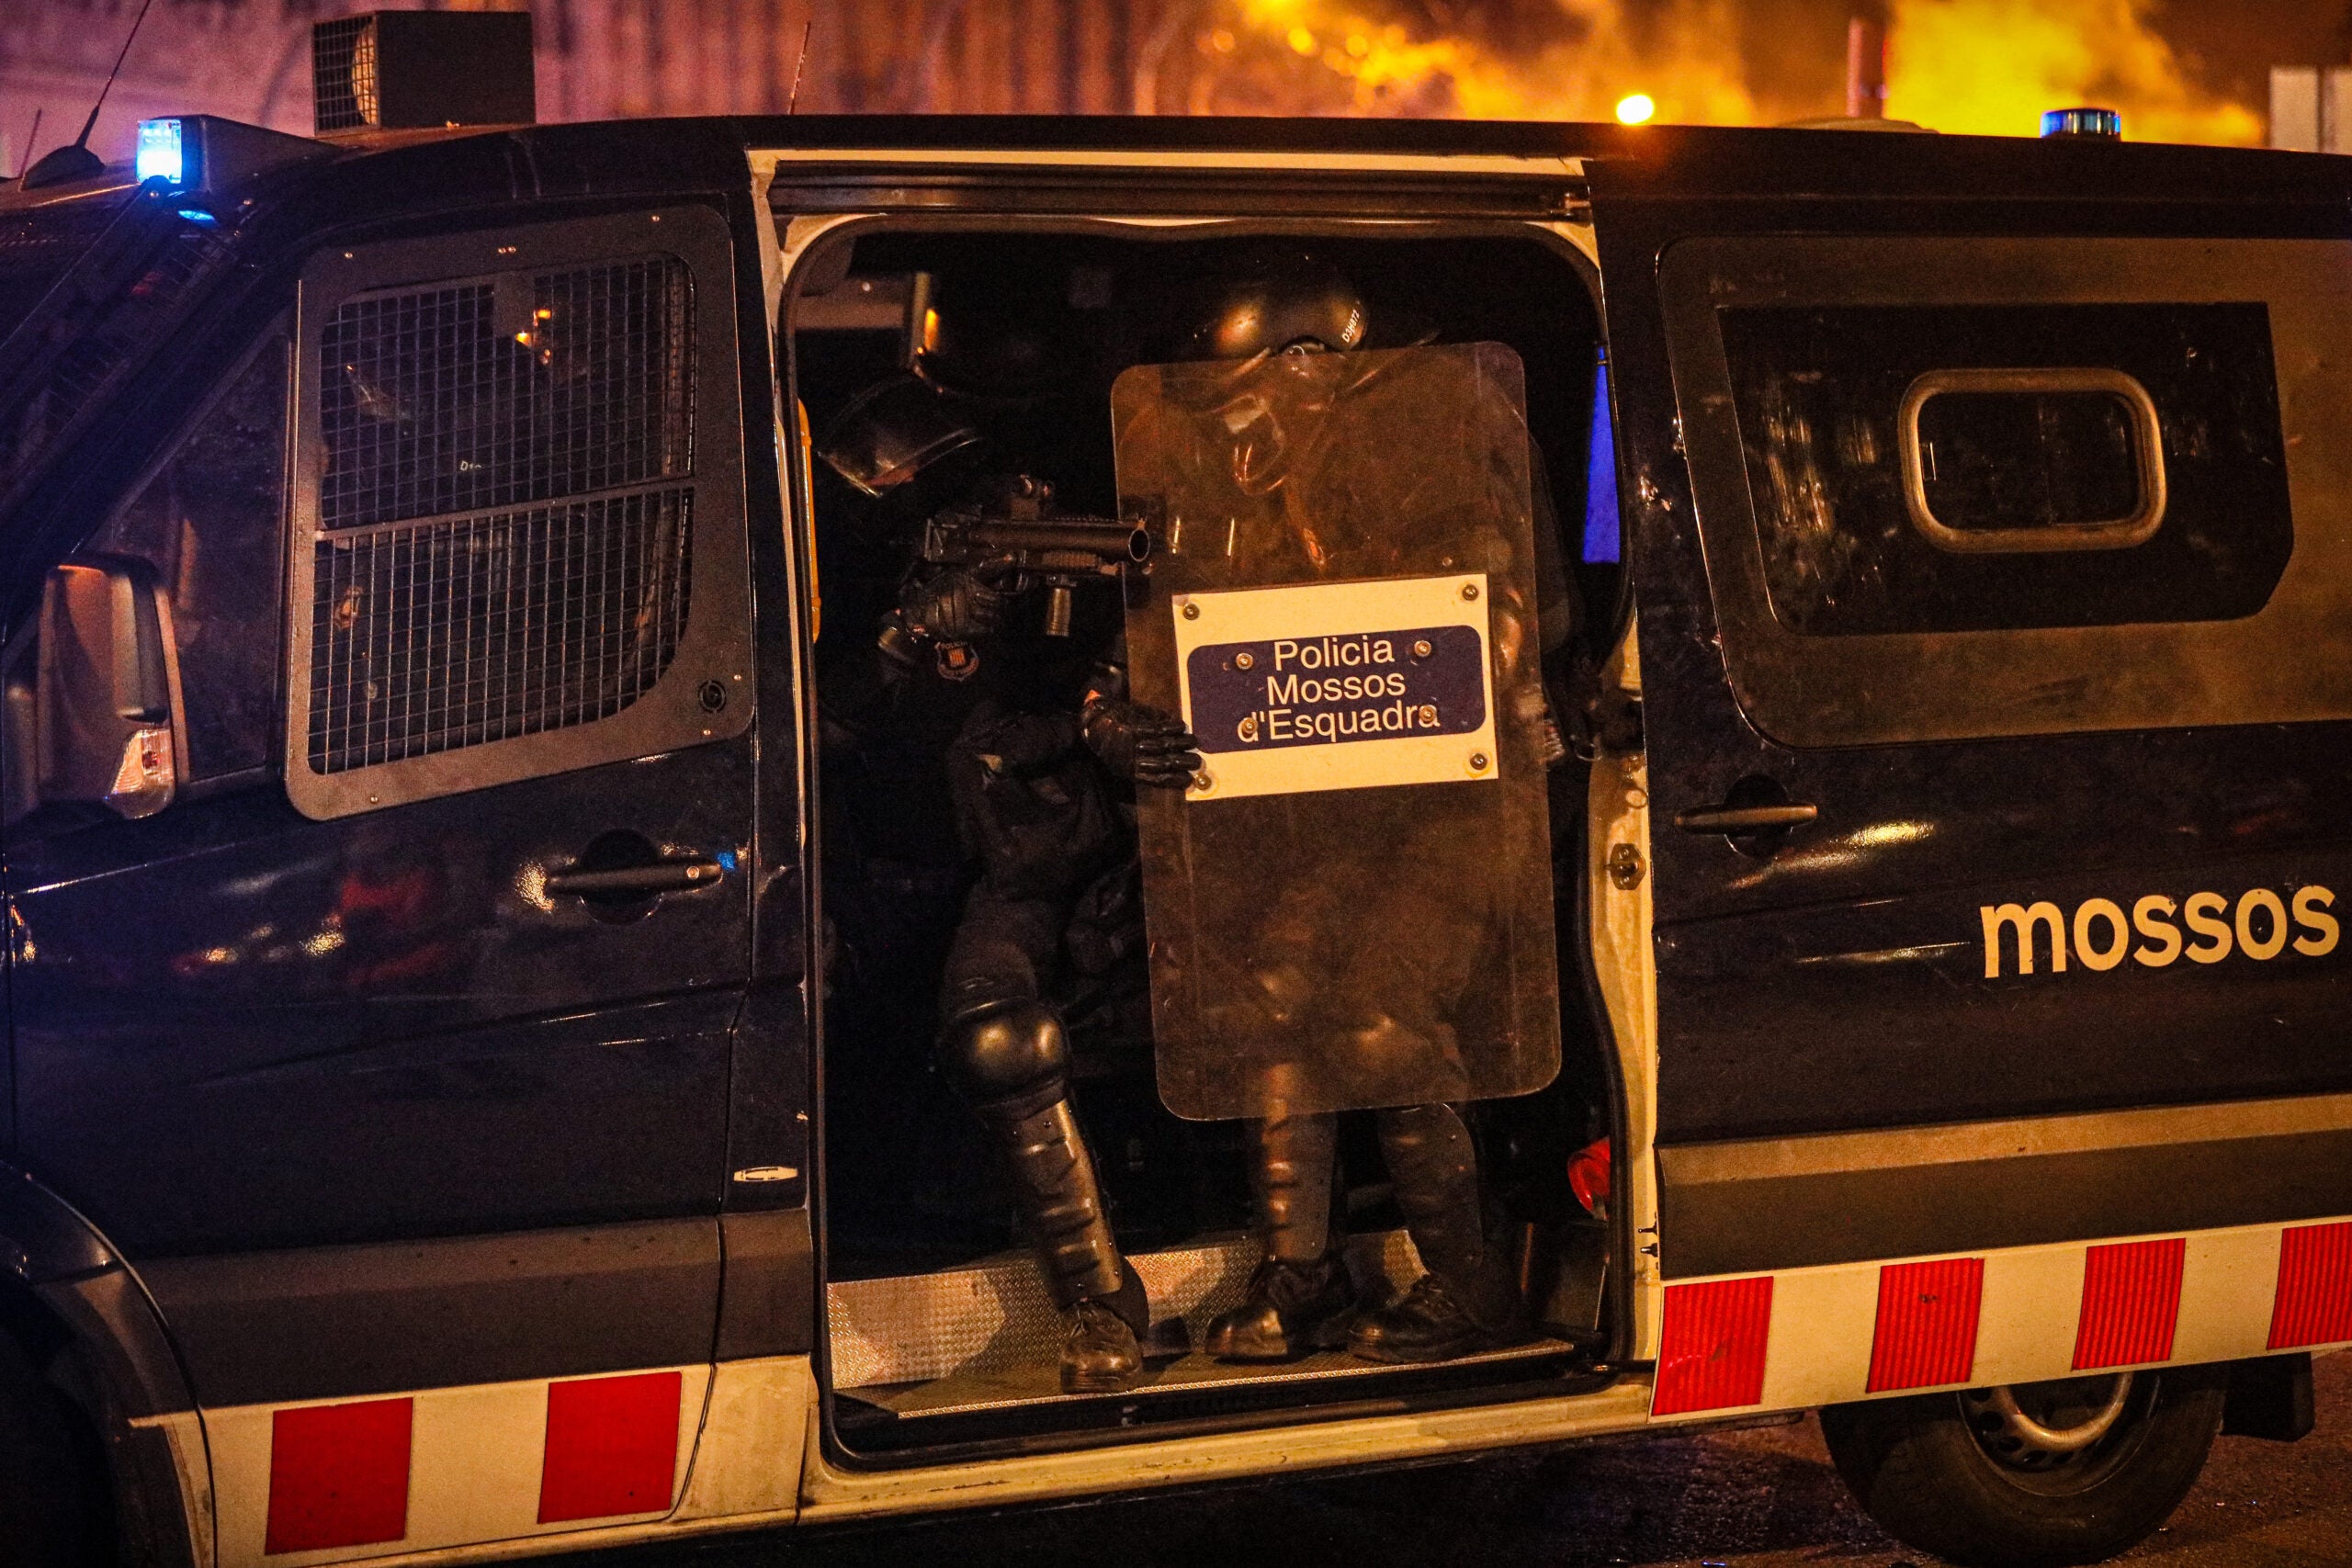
[1673,803,1818,834]
[544,859,725,898]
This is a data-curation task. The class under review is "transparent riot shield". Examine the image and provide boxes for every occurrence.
[1113,342,1560,1121]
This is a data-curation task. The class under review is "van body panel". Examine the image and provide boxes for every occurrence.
[137,1218,724,1409]
[1588,154,2352,1297]
[8,753,751,1260]
[1660,1093,2352,1279]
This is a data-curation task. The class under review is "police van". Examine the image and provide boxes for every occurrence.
[1,12,2346,1567]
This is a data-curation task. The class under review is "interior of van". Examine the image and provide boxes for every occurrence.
[787,224,1630,1456]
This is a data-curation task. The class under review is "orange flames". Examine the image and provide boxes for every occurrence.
[1176,0,2260,146]
[1884,0,2260,145]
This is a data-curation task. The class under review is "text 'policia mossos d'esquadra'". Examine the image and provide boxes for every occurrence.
[1982,885,2338,979]
[1184,625,1487,754]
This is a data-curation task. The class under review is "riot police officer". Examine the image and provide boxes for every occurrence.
[1161,251,1550,1366]
[818,269,1199,1393]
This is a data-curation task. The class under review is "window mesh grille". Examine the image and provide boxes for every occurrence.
[317,255,693,530]
[312,17,378,134]
[307,489,692,773]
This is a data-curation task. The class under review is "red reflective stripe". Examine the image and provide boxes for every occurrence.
[1653,1276,1773,1415]
[537,1371,684,1524]
[264,1397,413,1555]
[2268,1221,2352,1350]
[2073,1237,2186,1370]
[1867,1258,1983,1393]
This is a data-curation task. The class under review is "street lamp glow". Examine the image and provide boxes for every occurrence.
[1616,94,1656,125]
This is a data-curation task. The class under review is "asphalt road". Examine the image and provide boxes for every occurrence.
[581,1352,2352,1568]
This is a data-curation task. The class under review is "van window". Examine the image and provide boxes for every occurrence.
[1659,235,2352,746]
[1905,372,2156,549]
[85,334,289,780]
[316,257,693,531]
[309,257,694,774]
[285,209,751,818]
[1716,302,2290,637]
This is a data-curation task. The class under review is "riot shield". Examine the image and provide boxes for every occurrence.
[1113,342,1560,1121]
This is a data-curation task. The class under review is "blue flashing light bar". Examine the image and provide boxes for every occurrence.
[135,118,187,187]
[2041,107,2121,140]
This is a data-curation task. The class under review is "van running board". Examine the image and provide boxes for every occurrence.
[850,1333,1586,1419]
[829,1230,1596,1432]
[830,1229,1422,1392]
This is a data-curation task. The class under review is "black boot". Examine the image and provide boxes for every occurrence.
[942,999,1150,1393]
[1206,1256,1356,1361]
[1060,1263,1149,1393]
[1350,1103,1528,1364]
[1207,1110,1355,1361]
[997,1096,1152,1393]
[1349,1269,1524,1363]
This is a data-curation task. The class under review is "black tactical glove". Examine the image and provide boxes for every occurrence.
[1082,700,1202,789]
[899,566,1009,644]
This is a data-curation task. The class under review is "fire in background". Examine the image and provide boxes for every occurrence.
[1160,0,2267,139]
[0,0,2321,169]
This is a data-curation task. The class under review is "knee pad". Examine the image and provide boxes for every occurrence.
[939,999,1069,1115]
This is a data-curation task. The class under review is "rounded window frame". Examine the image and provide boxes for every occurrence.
[1896,367,2167,555]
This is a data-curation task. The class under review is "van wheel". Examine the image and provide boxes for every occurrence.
[1819,1365,2226,1567]
[0,1325,107,1567]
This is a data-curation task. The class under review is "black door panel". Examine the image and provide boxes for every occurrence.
[10,742,751,1256]
[1657,842,2352,1145]
[1589,151,2352,1278]
[139,1215,723,1407]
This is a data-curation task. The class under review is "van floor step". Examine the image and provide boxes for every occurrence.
[830,1228,1430,1391]
[853,1334,1587,1419]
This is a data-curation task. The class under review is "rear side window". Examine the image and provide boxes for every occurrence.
[316,257,694,530]
[1904,369,2158,551]
[1661,235,2352,747]
[1719,303,2290,637]
[287,209,750,818]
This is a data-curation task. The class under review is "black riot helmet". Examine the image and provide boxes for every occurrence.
[910,265,1087,403]
[816,262,1095,497]
[1174,249,1369,364]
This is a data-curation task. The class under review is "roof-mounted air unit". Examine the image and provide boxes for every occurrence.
[312,10,537,137]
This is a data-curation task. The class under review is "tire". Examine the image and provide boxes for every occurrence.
[0,1325,107,1568]
[1819,1365,2227,1568]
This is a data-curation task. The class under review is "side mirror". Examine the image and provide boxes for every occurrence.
[26,557,184,820]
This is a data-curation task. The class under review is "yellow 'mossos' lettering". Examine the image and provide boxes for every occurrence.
[2182,891,2233,964]
[2294,886,2340,957]
[1982,901,2067,978]
[2236,887,2289,961]
[2073,898,2130,971]
[2132,895,2182,967]
[1978,885,2337,979]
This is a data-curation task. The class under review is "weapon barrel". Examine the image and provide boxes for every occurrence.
[960,518,1150,563]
